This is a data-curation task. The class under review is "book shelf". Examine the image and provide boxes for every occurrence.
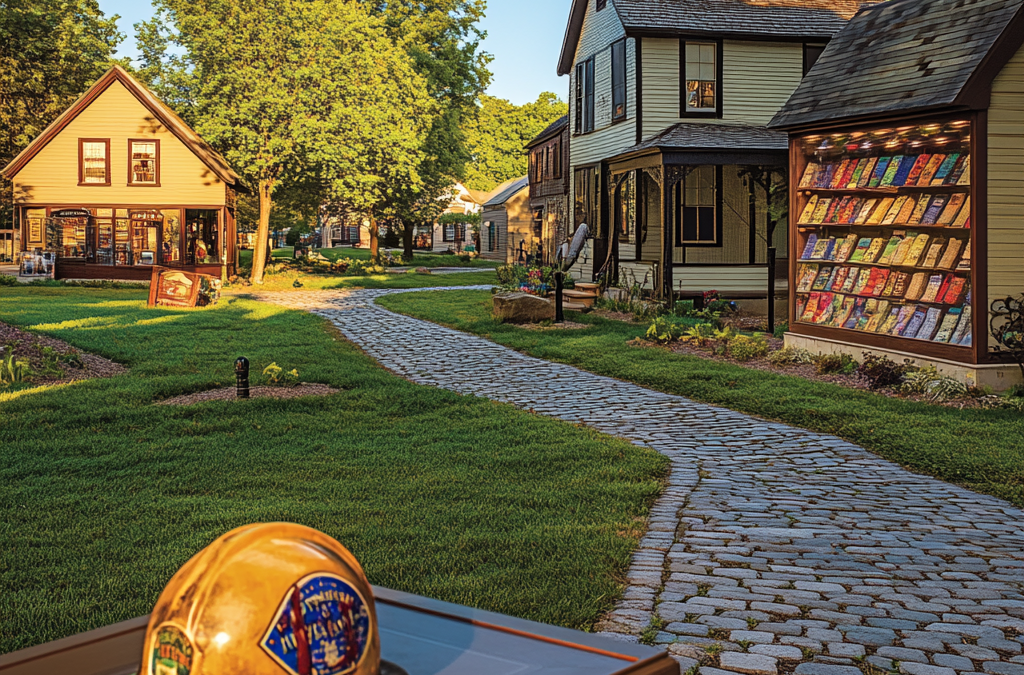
[789,117,979,359]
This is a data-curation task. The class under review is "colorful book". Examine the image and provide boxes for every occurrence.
[919,274,945,303]
[948,155,970,185]
[798,162,821,188]
[882,196,912,225]
[891,271,910,297]
[890,234,917,266]
[842,198,864,224]
[876,235,903,265]
[904,154,931,186]
[879,155,904,186]
[905,272,929,301]
[810,237,833,260]
[921,194,949,225]
[935,274,953,303]
[956,156,971,185]
[903,307,928,338]
[921,239,946,268]
[867,268,891,296]
[812,266,835,290]
[937,193,967,226]
[868,197,897,224]
[798,196,820,224]
[844,298,867,329]
[951,305,973,345]
[856,157,878,188]
[956,241,971,271]
[817,162,837,188]
[813,293,836,324]
[917,154,945,185]
[880,271,900,297]
[907,194,933,225]
[810,198,832,223]
[797,264,819,292]
[892,154,917,186]
[868,157,892,188]
[893,305,916,335]
[952,197,971,228]
[943,276,968,305]
[848,238,873,262]
[827,266,850,292]
[847,159,868,188]
[854,198,879,224]
[902,233,931,267]
[800,233,819,260]
[862,237,887,263]
[824,197,846,223]
[840,268,861,293]
[831,296,857,328]
[800,292,821,322]
[852,268,873,294]
[830,160,852,188]
[916,307,944,341]
[878,307,902,334]
[838,160,860,189]
[931,153,960,185]
[864,301,888,332]
[834,234,859,263]
[937,238,964,269]
[933,308,960,342]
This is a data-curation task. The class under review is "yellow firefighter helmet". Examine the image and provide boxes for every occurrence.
[142,522,392,675]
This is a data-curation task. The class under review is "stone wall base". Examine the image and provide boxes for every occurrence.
[783,332,1023,392]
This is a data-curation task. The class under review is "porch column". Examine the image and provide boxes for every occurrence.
[659,165,693,307]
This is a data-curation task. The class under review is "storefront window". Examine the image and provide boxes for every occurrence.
[185,209,221,264]
[161,210,181,264]
[115,210,131,265]
[793,120,973,346]
[131,210,162,266]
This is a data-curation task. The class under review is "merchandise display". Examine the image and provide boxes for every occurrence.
[793,120,973,348]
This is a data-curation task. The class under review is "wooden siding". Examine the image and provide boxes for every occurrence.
[640,38,804,139]
[987,43,1024,347]
[674,266,789,294]
[481,210,508,261]
[14,80,226,206]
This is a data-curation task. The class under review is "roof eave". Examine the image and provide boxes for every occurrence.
[624,26,840,42]
[557,0,587,76]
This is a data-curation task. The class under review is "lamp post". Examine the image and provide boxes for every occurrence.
[235,357,250,399]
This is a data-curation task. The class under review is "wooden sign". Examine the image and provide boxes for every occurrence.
[51,208,91,219]
[130,210,163,222]
[148,267,203,308]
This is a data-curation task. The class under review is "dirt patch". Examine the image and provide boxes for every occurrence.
[519,320,589,330]
[157,383,340,406]
[591,309,642,324]
[0,321,126,385]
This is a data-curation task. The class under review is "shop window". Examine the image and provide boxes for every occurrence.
[161,209,182,264]
[682,42,719,116]
[79,139,110,185]
[129,140,159,185]
[611,39,627,122]
[574,167,598,234]
[131,210,163,265]
[186,209,221,264]
[678,166,719,245]
[575,57,595,134]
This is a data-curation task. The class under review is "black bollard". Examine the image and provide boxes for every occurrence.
[235,357,250,399]
[554,271,564,323]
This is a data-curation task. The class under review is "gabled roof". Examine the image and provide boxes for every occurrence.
[770,0,1024,129]
[558,0,865,76]
[526,115,569,149]
[621,123,789,155]
[483,176,529,208]
[3,65,242,187]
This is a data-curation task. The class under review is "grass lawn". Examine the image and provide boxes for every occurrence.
[0,286,666,653]
[379,290,1024,508]
[239,246,500,268]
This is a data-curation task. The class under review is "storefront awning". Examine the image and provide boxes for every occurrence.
[608,123,788,172]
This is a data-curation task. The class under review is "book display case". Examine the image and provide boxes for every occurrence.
[788,117,981,362]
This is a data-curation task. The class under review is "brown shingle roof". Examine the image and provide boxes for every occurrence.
[618,123,789,154]
[770,0,1024,129]
[526,115,568,149]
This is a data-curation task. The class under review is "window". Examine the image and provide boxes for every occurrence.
[596,0,606,10]
[682,42,719,115]
[553,140,562,179]
[532,208,544,240]
[803,43,826,76]
[678,166,718,245]
[79,139,110,185]
[443,223,465,242]
[129,140,159,185]
[616,171,636,243]
[611,39,627,122]
[574,167,598,234]
[575,57,595,134]
[486,221,496,252]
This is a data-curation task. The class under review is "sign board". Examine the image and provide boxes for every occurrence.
[51,209,92,219]
[0,586,678,675]
[130,210,163,222]
[147,267,221,308]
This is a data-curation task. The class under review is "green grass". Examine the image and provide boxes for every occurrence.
[378,290,1024,507]
[239,246,500,268]
[0,287,666,653]
[232,269,498,293]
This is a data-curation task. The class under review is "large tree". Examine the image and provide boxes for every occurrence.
[0,0,122,217]
[463,92,568,192]
[137,0,432,280]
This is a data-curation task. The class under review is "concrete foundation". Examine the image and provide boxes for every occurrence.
[784,332,1024,392]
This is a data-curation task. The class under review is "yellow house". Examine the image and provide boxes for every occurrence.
[2,65,244,280]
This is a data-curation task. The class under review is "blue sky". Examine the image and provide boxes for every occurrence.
[96,0,570,106]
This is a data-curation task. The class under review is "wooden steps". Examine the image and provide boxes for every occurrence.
[563,287,600,309]
[562,300,589,311]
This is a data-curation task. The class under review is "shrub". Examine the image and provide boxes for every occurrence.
[773,321,789,339]
[901,365,970,401]
[729,334,769,362]
[768,347,814,367]
[857,353,908,389]
[0,274,17,286]
[682,322,716,347]
[815,352,859,375]
[646,317,686,343]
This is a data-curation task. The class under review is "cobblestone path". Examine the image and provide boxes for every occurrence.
[258,288,1024,675]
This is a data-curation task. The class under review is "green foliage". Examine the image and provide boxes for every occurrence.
[857,354,909,389]
[683,323,717,347]
[1,350,30,385]
[729,334,769,362]
[814,353,859,375]
[462,93,567,191]
[262,362,300,386]
[768,347,815,368]
[901,365,970,402]
[773,322,789,339]
[646,318,686,344]
[0,274,17,286]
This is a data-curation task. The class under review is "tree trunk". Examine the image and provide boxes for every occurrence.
[402,222,414,262]
[368,214,379,264]
[250,179,274,284]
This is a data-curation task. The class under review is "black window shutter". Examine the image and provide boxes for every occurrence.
[611,40,626,121]
[575,64,584,133]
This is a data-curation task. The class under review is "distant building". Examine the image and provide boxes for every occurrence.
[526,115,570,265]
[480,176,531,263]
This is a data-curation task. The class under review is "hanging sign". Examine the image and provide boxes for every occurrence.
[131,210,164,221]
[51,208,91,219]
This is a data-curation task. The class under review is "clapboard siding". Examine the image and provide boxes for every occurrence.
[673,266,789,293]
[14,80,226,206]
[987,43,1024,348]
[639,38,805,137]
[480,211,508,261]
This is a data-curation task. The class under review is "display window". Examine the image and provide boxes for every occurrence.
[185,209,221,264]
[792,120,973,348]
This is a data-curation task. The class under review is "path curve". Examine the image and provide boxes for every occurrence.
[257,287,1024,675]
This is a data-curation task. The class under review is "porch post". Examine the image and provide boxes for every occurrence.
[661,165,674,308]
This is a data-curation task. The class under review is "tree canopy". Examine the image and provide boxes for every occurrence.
[462,92,568,192]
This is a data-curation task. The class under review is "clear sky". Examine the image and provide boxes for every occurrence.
[96,0,570,106]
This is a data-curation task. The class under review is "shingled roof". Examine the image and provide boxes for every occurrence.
[769,0,1024,129]
[483,176,529,208]
[623,123,789,154]
[526,115,568,149]
[558,0,864,75]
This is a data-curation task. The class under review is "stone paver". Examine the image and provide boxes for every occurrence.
[257,288,1024,675]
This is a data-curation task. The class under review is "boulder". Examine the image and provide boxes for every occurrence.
[492,292,555,323]
[410,267,431,274]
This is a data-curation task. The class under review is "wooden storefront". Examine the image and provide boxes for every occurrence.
[3,65,244,280]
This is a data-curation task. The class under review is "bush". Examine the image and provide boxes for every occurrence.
[645,317,686,344]
[773,322,789,339]
[682,322,716,347]
[768,347,814,367]
[815,352,859,375]
[901,365,970,402]
[857,354,908,389]
[0,274,17,286]
[729,334,769,362]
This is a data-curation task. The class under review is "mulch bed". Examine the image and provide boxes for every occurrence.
[157,383,340,406]
[518,320,589,330]
[0,321,126,385]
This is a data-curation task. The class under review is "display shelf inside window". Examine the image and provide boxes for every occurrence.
[792,120,973,347]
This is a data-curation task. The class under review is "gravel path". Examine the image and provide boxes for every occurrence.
[256,287,1024,675]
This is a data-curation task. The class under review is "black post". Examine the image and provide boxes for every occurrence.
[767,246,777,334]
[235,357,250,399]
[554,271,564,323]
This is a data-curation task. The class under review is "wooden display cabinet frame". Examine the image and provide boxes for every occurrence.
[787,110,986,365]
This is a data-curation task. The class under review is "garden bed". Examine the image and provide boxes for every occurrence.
[0,321,126,387]
[156,382,340,406]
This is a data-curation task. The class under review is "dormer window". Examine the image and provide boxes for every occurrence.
[682,41,721,117]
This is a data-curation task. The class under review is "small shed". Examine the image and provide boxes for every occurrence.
[480,176,530,263]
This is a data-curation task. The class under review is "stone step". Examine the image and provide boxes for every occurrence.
[562,290,598,308]
[562,300,589,311]
[563,289,599,299]
[574,282,600,292]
